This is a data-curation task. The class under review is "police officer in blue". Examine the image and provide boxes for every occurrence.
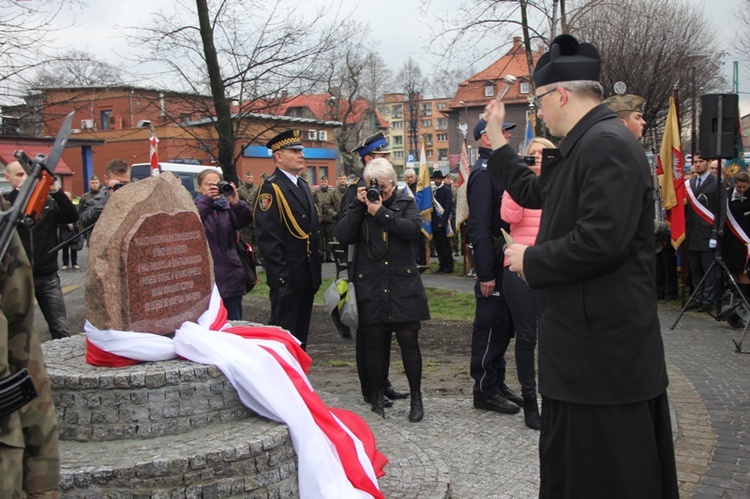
[466,118,523,414]
[339,132,409,407]
[254,129,322,350]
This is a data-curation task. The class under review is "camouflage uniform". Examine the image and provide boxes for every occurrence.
[77,188,100,246]
[0,230,60,497]
[331,184,347,214]
[237,181,261,261]
[313,186,338,261]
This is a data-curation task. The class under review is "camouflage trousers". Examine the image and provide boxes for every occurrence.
[319,222,335,261]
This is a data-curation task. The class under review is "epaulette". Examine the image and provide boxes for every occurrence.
[348,178,360,186]
[265,174,277,183]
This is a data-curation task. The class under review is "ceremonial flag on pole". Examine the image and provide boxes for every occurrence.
[149,130,160,176]
[415,142,433,239]
[455,139,471,226]
[523,110,535,153]
[725,114,747,178]
[659,95,685,249]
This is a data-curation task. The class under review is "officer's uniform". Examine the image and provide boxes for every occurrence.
[254,130,321,349]
[237,180,261,261]
[0,229,60,496]
[313,177,337,262]
[466,144,515,401]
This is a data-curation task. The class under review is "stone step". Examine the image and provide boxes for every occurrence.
[59,418,297,498]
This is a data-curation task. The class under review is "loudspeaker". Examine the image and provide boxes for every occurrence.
[699,93,738,159]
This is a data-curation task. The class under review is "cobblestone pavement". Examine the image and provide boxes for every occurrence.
[50,252,750,497]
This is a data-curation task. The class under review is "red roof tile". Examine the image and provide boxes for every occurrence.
[0,142,73,174]
[267,94,388,128]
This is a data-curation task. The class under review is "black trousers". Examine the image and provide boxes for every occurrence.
[502,267,537,398]
[269,287,315,349]
[539,392,678,499]
[470,278,512,398]
[433,229,453,271]
[356,329,393,397]
[656,246,678,299]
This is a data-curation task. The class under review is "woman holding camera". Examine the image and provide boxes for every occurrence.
[336,158,430,422]
[195,169,252,320]
[500,137,554,430]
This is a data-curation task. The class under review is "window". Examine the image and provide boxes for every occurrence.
[425,133,433,146]
[179,112,192,123]
[420,103,432,116]
[394,135,403,145]
[378,106,389,115]
[392,105,403,118]
[421,119,432,128]
[392,120,403,129]
[436,118,448,130]
[318,167,328,183]
[520,81,530,94]
[427,149,434,158]
[437,133,448,142]
[100,110,113,130]
[393,151,404,159]
[438,149,448,160]
[437,102,447,110]
[484,84,495,97]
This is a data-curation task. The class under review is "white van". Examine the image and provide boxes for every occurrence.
[130,163,222,198]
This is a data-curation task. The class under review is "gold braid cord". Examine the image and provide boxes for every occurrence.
[271,183,310,256]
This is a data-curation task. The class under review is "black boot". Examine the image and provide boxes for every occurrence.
[371,389,385,418]
[409,391,424,422]
[523,397,541,430]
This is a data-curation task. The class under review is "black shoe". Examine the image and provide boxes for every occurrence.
[473,394,520,414]
[384,386,409,400]
[500,386,524,406]
[371,389,385,418]
[523,397,541,430]
[364,395,393,407]
[409,391,424,422]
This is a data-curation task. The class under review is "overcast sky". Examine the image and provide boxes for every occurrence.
[52,0,750,112]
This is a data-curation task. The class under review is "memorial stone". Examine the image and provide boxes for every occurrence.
[85,172,213,334]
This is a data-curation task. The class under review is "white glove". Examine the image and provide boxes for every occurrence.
[709,238,717,249]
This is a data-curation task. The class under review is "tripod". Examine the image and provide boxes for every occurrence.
[669,167,750,353]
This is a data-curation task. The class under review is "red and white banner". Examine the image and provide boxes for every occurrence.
[685,181,714,226]
[85,287,387,498]
[725,198,750,265]
[149,132,160,176]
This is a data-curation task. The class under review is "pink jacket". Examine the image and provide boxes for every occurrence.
[501,191,542,268]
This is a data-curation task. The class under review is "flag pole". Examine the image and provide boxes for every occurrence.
[672,85,687,308]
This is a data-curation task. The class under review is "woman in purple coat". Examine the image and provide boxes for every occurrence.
[195,169,252,319]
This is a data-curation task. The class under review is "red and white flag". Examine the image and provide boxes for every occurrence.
[149,131,160,176]
[455,139,471,226]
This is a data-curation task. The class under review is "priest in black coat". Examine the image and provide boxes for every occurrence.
[483,35,678,498]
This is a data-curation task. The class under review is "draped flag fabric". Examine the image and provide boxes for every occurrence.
[455,140,470,227]
[415,142,433,239]
[85,287,387,498]
[149,131,160,176]
[658,95,685,249]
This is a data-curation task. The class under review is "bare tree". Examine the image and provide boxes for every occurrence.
[576,0,724,145]
[128,0,356,184]
[395,58,429,157]
[0,0,83,102]
[359,52,393,106]
[29,50,125,87]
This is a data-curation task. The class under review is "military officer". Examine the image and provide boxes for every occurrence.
[254,130,322,349]
[237,170,261,262]
[313,175,337,262]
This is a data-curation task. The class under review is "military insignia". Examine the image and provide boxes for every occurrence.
[293,129,300,139]
[259,193,273,211]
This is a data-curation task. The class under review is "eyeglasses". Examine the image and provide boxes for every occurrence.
[533,87,559,108]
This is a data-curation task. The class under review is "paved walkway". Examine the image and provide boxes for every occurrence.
[49,252,750,497]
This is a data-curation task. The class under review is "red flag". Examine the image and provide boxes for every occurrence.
[658,95,685,249]
[149,131,160,176]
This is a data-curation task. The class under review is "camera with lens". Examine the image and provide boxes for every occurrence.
[366,178,382,203]
[216,181,234,196]
[111,182,128,192]
[522,155,536,166]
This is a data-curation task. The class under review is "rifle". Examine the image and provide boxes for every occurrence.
[0,111,74,263]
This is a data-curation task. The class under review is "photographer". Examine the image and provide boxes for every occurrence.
[80,159,131,229]
[195,169,252,320]
[335,158,430,422]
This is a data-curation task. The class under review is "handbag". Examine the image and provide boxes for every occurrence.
[324,243,359,338]
[235,232,258,293]
[72,226,84,251]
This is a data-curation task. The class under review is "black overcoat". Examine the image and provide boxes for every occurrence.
[488,103,669,405]
[335,190,430,327]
